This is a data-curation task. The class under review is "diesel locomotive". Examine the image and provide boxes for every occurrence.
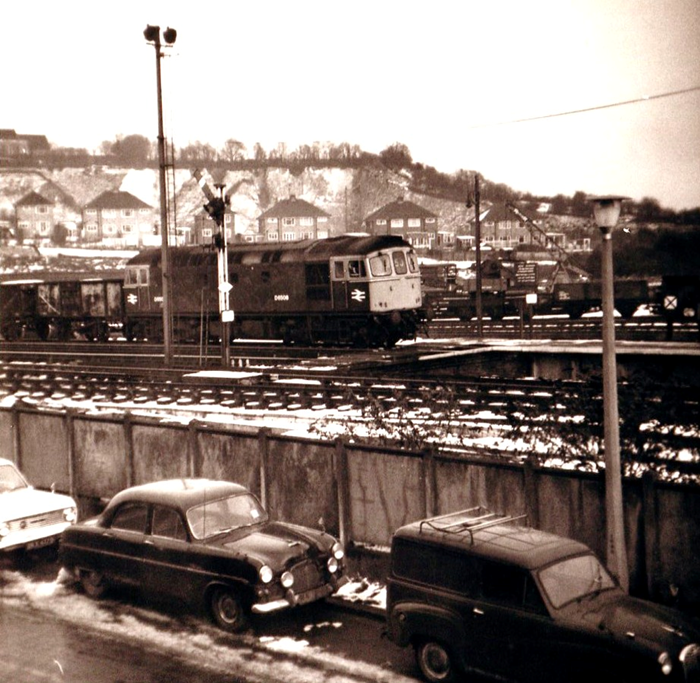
[0,235,423,348]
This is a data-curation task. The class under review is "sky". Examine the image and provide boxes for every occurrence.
[2,0,700,211]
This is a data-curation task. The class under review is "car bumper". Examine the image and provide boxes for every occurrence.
[252,575,350,614]
[0,522,71,552]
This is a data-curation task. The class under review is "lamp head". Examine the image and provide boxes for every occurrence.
[588,195,629,231]
[163,27,177,44]
[144,25,160,43]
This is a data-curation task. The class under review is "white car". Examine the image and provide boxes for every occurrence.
[0,457,78,552]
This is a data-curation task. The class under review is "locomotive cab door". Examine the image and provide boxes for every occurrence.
[331,257,369,312]
[123,265,152,312]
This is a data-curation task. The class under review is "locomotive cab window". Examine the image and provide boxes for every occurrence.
[124,266,149,287]
[333,261,345,279]
[369,254,392,277]
[348,259,366,278]
[392,251,408,275]
[407,251,419,273]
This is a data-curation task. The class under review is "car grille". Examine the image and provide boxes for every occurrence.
[8,510,65,532]
[291,560,324,593]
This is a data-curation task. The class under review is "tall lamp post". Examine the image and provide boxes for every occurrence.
[590,194,629,593]
[144,25,177,365]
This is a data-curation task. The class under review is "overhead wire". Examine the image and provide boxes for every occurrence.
[467,85,700,129]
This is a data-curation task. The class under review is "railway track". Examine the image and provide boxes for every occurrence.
[2,360,698,479]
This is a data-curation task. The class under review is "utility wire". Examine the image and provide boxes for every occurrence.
[468,85,700,129]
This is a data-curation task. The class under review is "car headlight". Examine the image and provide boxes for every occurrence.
[327,556,339,573]
[259,565,273,584]
[63,507,77,524]
[281,571,294,588]
[0,521,9,538]
[658,652,673,676]
[332,542,344,560]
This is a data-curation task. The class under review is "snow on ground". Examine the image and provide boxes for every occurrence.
[1,567,403,683]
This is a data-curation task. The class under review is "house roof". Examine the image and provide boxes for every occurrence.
[479,203,539,224]
[364,196,437,222]
[15,190,53,207]
[85,190,153,210]
[258,195,330,220]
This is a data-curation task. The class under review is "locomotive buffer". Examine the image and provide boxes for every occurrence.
[194,170,233,367]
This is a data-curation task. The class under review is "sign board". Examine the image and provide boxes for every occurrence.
[221,310,234,323]
[515,262,538,289]
[664,295,678,310]
[525,293,538,305]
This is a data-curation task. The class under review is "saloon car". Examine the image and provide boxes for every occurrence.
[386,507,700,683]
[0,457,78,552]
[59,478,347,631]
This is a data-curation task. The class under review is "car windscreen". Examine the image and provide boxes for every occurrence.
[538,553,617,609]
[0,463,29,492]
[186,493,268,540]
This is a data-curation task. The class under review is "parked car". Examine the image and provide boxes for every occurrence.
[0,457,78,552]
[59,478,347,631]
[386,507,700,683]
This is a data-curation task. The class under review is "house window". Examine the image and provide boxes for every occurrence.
[202,228,212,238]
[282,232,296,241]
[38,222,50,234]
[302,231,314,240]
[299,217,314,227]
[376,219,387,226]
[139,208,149,215]
[122,225,133,233]
[103,209,116,217]
[390,219,404,228]
[282,217,296,227]
[36,205,49,214]
[122,209,134,218]
[407,218,421,228]
[267,231,279,241]
[317,216,328,223]
[267,217,278,224]
[86,208,97,215]
[86,224,98,233]
[103,224,116,234]
[426,217,436,224]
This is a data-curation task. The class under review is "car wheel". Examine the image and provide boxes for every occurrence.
[210,588,249,632]
[415,640,458,683]
[80,569,107,598]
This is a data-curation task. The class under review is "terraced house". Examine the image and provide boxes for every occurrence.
[82,190,156,247]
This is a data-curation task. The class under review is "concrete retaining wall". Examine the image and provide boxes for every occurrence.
[3,404,698,612]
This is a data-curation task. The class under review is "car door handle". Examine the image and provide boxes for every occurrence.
[473,607,485,616]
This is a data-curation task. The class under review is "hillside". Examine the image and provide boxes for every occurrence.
[0,165,476,239]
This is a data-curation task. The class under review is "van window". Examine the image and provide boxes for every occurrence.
[482,560,547,614]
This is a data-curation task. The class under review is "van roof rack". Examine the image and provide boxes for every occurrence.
[418,507,528,544]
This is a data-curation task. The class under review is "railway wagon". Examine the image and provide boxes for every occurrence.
[123,235,423,347]
[0,272,124,341]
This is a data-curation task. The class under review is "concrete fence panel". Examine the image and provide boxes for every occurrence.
[18,412,69,490]
[196,428,261,494]
[131,423,191,484]
[346,447,425,545]
[266,437,337,532]
[73,416,128,499]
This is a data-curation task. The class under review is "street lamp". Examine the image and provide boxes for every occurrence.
[589,194,629,592]
[144,25,177,365]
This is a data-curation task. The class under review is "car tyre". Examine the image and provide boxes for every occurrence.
[80,569,108,598]
[415,639,458,683]
[210,587,249,632]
